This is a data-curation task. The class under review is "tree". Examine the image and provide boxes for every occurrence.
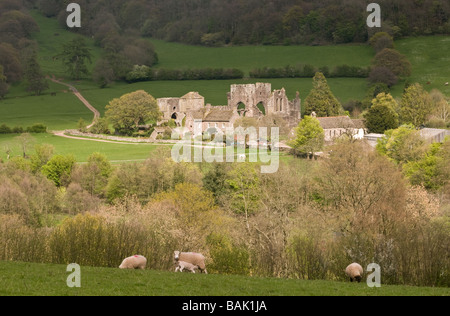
[364,93,399,133]
[0,65,9,99]
[15,133,35,158]
[372,48,411,78]
[404,142,443,191]
[92,58,114,88]
[290,115,325,159]
[41,154,76,187]
[105,90,162,135]
[368,66,398,87]
[369,32,394,52]
[58,37,93,80]
[24,54,49,96]
[376,125,427,165]
[30,144,55,173]
[226,163,261,232]
[282,5,304,38]
[400,83,431,127]
[429,89,450,124]
[0,43,23,83]
[71,152,112,196]
[304,72,343,117]
[314,141,406,236]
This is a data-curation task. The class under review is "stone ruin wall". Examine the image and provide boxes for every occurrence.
[157,83,301,128]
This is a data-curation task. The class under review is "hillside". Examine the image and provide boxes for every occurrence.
[2,11,449,132]
[1,261,448,296]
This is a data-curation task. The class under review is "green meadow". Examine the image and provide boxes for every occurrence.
[149,38,374,74]
[0,11,449,160]
[1,261,448,296]
[0,133,159,163]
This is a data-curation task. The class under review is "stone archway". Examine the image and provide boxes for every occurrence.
[237,102,247,117]
[255,101,266,116]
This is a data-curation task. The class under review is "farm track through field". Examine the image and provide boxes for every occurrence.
[49,77,100,128]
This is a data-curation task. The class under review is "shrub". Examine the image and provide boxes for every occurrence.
[0,214,49,263]
[0,124,12,134]
[27,123,47,134]
[41,154,76,187]
[207,233,250,275]
[368,66,398,87]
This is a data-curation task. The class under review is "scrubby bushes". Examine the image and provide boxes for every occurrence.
[249,64,370,79]
[0,141,448,287]
[125,67,244,83]
[0,123,47,134]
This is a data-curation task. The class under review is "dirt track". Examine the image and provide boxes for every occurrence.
[49,77,100,128]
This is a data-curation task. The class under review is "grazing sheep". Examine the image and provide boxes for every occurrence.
[175,260,199,273]
[345,263,364,283]
[174,251,208,274]
[445,82,449,86]
[119,255,147,270]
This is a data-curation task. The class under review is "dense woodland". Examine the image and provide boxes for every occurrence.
[32,0,450,46]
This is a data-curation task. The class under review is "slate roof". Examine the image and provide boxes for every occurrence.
[204,110,235,122]
[316,116,356,129]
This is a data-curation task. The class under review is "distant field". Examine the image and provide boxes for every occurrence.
[149,39,374,75]
[29,11,103,79]
[0,261,448,296]
[0,81,94,131]
[0,133,159,163]
[395,36,450,97]
[0,133,292,165]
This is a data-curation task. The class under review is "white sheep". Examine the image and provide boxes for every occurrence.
[345,263,364,283]
[174,251,208,274]
[175,260,199,273]
[445,82,449,86]
[119,255,147,270]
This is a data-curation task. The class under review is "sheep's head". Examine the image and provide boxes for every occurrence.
[354,275,362,283]
[174,251,180,261]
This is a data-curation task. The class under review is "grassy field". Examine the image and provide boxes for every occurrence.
[0,133,293,165]
[0,261,448,296]
[1,11,449,161]
[0,133,160,163]
[149,39,374,75]
[395,35,450,97]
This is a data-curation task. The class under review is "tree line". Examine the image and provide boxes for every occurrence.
[0,0,48,98]
[35,0,450,46]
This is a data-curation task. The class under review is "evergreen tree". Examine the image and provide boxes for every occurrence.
[304,72,343,117]
[364,93,399,133]
[58,37,92,80]
[24,54,49,96]
[0,65,9,99]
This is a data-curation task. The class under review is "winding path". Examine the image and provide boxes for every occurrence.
[49,77,100,128]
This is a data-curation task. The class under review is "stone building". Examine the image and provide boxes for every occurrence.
[157,83,301,132]
[313,113,366,142]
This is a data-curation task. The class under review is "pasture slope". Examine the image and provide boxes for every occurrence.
[0,261,448,296]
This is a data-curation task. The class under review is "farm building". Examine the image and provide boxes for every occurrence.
[312,113,367,142]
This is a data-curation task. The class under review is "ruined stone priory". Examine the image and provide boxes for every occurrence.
[157,83,301,132]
